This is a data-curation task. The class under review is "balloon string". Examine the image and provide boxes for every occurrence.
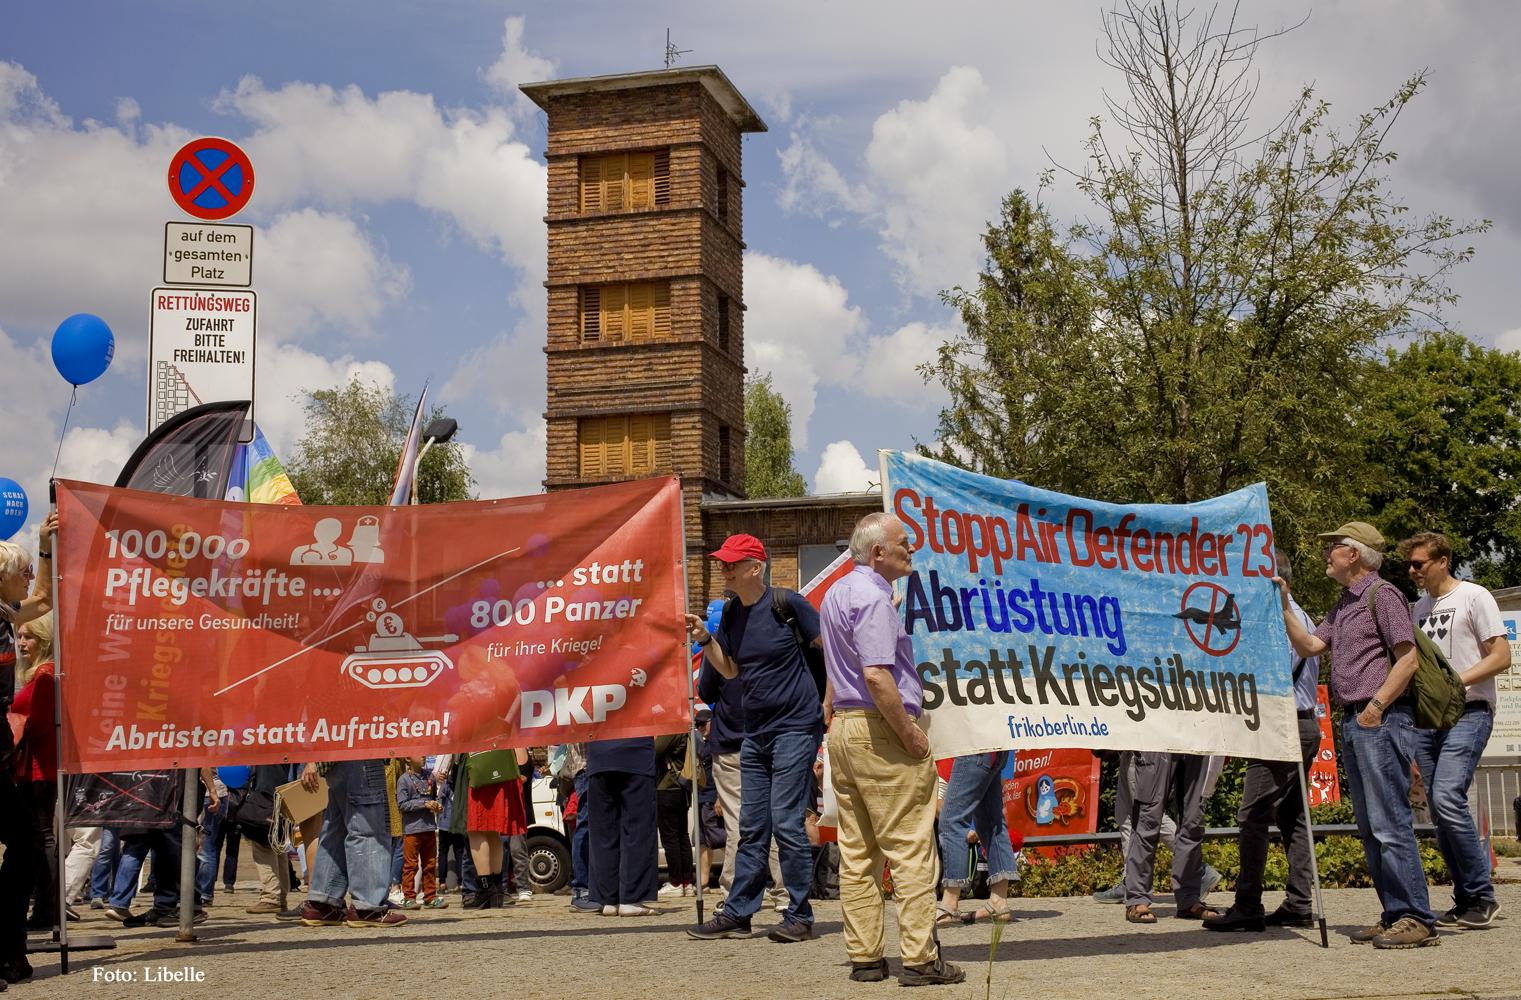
[51,386,78,481]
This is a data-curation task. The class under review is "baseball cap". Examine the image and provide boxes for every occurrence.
[1315,521,1385,549]
[694,707,712,724]
[710,533,767,563]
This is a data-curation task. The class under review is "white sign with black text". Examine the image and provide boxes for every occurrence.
[163,222,253,287]
[148,287,256,437]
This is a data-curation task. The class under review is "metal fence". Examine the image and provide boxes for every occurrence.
[1473,760,1521,838]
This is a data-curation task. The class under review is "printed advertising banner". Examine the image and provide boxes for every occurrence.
[54,477,689,772]
[880,451,1298,761]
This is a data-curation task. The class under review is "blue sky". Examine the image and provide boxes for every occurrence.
[3,2,1518,540]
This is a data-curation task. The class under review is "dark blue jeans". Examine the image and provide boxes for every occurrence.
[91,827,121,901]
[724,730,817,926]
[195,795,226,904]
[110,829,182,912]
[1414,704,1496,909]
[1342,703,1435,926]
[571,770,590,897]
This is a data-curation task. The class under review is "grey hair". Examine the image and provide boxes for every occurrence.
[1345,538,1383,571]
[0,539,27,577]
[849,512,899,564]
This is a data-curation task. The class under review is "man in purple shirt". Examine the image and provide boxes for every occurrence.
[819,512,963,988]
[1278,520,1435,949]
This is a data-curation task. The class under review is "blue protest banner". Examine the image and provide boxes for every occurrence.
[880,450,1297,761]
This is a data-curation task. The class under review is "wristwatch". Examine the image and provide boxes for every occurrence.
[697,634,712,648]
[1368,697,1386,712]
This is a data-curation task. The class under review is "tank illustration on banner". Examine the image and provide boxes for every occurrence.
[341,597,458,690]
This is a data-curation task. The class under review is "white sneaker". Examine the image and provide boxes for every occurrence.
[619,903,657,917]
[516,890,533,902]
[681,884,695,897]
[657,882,682,898]
[601,904,618,916]
[388,887,405,906]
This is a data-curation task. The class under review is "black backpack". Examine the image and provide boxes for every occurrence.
[719,588,828,699]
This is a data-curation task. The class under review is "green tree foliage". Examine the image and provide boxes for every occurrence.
[923,2,1487,603]
[1363,333,1521,590]
[286,376,475,506]
[744,372,807,499]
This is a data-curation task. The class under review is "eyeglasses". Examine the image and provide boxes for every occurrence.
[1322,542,1350,555]
[1406,557,1442,571]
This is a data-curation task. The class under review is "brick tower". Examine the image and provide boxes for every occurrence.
[521,67,766,598]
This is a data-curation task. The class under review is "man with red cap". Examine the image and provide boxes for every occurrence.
[685,534,823,945]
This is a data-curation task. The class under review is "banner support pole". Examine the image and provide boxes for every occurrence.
[675,480,703,925]
[49,485,69,974]
[1295,755,1328,948]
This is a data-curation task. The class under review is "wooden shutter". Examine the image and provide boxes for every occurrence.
[652,282,672,339]
[627,283,653,341]
[604,416,630,476]
[580,286,601,342]
[579,157,602,213]
[578,418,606,477]
[602,154,626,212]
[654,150,670,206]
[652,414,671,471]
[628,414,653,471]
[628,152,655,210]
[601,284,628,343]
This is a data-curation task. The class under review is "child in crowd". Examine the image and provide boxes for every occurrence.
[396,756,446,909]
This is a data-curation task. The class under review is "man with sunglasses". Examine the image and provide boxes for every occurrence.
[685,534,823,945]
[1275,521,1436,949]
[1399,531,1508,930]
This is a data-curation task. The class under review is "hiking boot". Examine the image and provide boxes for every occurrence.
[1202,906,1265,933]
[299,901,346,926]
[850,958,889,983]
[1091,884,1125,904]
[767,918,812,943]
[687,910,751,940]
[1454,901,1501,929]
[1371,916,1438,949]
[345,906,407,928]
[1263,907,1314,928]
[1349,920,1387,944]
[899,958,966,987]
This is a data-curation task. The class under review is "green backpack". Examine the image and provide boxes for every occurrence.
[1364,580,1467,730]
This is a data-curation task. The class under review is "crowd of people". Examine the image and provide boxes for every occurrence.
[0,511,1509,987]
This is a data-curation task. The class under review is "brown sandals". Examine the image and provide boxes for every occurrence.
[1125,904,1157,924]
[1175,902,1223,920]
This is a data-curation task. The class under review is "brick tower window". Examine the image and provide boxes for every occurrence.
[580,282,672,344]
[578,414,672,477]
[718,425,732,482]
[716,166,730,223]
[717,293,730,353]
[580,151,671,213]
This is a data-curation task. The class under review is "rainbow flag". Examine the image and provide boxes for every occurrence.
[225,425,301,505]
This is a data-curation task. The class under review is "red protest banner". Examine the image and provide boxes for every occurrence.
[1308,683,1341,806]
[1001,749,1102,857]
[54,477,689,771]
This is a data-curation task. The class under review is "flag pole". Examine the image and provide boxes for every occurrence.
[675,479,703,924]
[49,483,69,973]
[1296,755,1328,948]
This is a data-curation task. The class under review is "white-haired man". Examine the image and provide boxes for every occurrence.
[1276,521,1436,948]
[818,512,963,987]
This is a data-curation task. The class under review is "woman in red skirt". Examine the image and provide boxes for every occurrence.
[465,749,528,909]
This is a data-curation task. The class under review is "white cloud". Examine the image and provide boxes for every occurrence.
[459,415,547,500]
[743,252,866,449]
[441,322,544,417]
[859,321,951,407]
[254,343,397,458]
[813,440,877,494]
[52,422,140,487]
[481,16,557,124]
[256,209,410,341]
[777,121,874,219]
[1498,327,1521,354]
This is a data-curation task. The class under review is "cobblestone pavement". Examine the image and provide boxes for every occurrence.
[20,872,1521,1000]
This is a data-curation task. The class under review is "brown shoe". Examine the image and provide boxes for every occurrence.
[1125,904,1157,924]
[298,901,345,927]
[344,906,407,928]
[1371,917,1438,949]
[244,900,282,914]
[1349,920,1387,944]
[1175,902,1222,920]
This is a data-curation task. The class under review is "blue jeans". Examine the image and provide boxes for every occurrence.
[110,829,181,912]
[571,770,590,897]
[196,795,226,904]
[391,836,405,886]
[91,827,121,901]
[307,760,391,911]
[1341,703,1435,926]
[725,729,817,925]
[1414,704,1496,909]
[939,752,1019,888]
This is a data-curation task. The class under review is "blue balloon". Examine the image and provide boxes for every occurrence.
[704,598,725,635]
[51,313,115,386]
[0,478,26,541]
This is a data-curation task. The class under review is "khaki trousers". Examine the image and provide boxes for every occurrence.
[249,839,290,906]
[711,751,782,893]
[828,711,938,967]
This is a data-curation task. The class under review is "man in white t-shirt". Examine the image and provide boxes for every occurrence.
[1399,531,1511,929]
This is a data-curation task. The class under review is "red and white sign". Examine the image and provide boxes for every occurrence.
[54,477,689,771]
[148,287,256,435]
[167,137,255,221]
[1309,684,1341,806]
